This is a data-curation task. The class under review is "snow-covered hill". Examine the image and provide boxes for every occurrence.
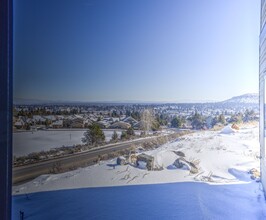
[221,93,258,104]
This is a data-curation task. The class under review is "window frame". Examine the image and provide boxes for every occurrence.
[0,0,13,219]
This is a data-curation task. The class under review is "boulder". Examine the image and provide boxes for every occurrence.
[117,156,126,165]
[173,150,185,157]
[173,157,199,174]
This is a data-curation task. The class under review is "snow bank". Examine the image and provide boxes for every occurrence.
[220,125,237,134]
[228,168,251,182]
[151,150,178,168]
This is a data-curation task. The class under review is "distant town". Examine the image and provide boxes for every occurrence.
[13,93,259,131]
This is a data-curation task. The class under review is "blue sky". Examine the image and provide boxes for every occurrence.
[14,0,260,102]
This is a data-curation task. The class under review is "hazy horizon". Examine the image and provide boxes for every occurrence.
[14,0,260,102]
[13,92,258,105]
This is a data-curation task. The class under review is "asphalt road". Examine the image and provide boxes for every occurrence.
[13,135,168,185]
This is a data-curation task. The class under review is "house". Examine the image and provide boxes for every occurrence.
[43,115,57,122]
[33,115,46,124]
[71,117,85,128]
[88,114,98,122]
[119,115,127,121]
[103,117,113,122]
[63,115,85,128]
[52,120,63,129]
[95,121,110,129]
[60,107,71,113]
[56,115,65,120]
[133,121,144,130]
[84,118,93,127]
[26,118,35,125]
[109,121,131,129]
[122,116,139,127]
[14,120,24,129]
[111,117,120,123]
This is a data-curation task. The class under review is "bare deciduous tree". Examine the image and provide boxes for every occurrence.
[141,109,155,135]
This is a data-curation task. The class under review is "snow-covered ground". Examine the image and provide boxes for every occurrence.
[13,124,266,219]
[13,124,261,193]
[13,129,142,156]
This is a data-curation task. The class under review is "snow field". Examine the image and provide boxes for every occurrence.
[13,125,261,194]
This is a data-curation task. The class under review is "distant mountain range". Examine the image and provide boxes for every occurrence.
[221,93,258,104]
[13,98,65,105]
[14,93,259,105]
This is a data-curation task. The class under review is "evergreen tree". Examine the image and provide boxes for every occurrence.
[120,131,128,140]
[190,112,204,129]
[25,124,31,130]
[82,124,105,146]
[211,116,219,127]
[171,117,182,128]
[218,114,226,124]
[111,131,119,142]
[45,119,51,127]
[229,113,243,124]
[243,109,255,122]
[126,110,131,117]
[111,111,118,118]
[157,114,167,126]
[131,111,141,120]
[151,119,160,131]
[126,127,135,136]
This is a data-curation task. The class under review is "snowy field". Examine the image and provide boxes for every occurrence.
[13,124,266,219]
[13,129,141,156]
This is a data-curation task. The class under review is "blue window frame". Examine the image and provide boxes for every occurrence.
[0,0,13,219]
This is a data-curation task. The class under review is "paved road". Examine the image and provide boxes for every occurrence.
[13,135,169,184]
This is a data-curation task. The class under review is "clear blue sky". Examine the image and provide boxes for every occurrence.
[14,0,260,102]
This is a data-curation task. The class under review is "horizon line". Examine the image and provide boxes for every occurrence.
[13,93,259,105]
